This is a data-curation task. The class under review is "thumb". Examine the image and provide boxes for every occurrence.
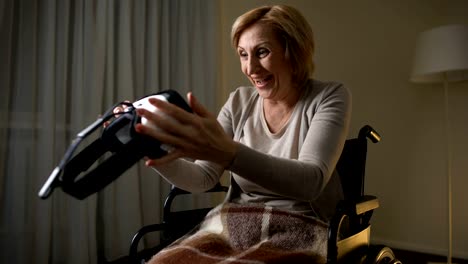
[187,92,212,118]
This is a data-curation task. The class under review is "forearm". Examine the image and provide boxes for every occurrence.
[152,159,223,193]
[228,143,327,201]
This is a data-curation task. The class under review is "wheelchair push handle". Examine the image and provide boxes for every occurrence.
[359,125,381,143]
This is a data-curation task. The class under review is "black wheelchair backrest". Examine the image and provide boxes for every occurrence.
[336,125,381,201]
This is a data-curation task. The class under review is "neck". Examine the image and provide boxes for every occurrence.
[262,89,301,133]
[263,86,301,111]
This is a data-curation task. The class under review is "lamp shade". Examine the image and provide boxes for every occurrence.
[410,24,468,83]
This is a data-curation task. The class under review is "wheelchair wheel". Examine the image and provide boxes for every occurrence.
[365,245,402,264]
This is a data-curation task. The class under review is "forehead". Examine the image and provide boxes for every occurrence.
[238,22,281,49]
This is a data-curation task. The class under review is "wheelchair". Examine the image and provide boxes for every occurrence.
[128,125,402,264]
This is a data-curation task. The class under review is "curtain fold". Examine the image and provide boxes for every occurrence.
[0,0,220,262]
[0,0,15,212]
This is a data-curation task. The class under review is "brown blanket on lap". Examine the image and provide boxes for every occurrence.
[147,203,328,264]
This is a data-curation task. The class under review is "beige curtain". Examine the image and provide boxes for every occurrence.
[0,0,220,263]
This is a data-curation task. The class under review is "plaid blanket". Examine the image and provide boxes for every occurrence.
[147,203,328,264]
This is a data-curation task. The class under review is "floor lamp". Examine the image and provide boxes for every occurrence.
[410,24,468,264]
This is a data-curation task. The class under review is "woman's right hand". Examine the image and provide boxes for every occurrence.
[103,100,131,127]
[134,92,238,168]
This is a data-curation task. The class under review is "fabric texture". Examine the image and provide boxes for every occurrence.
[147,203,328,264]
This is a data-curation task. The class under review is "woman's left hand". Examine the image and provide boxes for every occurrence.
[135,92,238,168]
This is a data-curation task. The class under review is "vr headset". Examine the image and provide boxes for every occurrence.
[38,90,192,200]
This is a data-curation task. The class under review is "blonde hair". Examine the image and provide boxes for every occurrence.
[231,5,315,86]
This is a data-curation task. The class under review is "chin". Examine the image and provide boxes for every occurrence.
[256,89,274,100]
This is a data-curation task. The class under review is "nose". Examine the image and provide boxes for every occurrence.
[245,57,260,75]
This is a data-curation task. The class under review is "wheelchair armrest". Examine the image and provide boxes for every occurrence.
[163,183,228,218]
[335,195,379,216]
[327,195,379,264]
[352,195,379,215]
[168,183,229,196]
[129,223,168,263]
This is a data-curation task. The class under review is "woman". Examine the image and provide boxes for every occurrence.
[133,5,351,263]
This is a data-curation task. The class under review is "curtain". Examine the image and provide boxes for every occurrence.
[0,0,220,263]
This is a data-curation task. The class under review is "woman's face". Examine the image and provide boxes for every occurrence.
[237,23,295,101]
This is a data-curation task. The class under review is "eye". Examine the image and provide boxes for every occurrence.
[238,49,248,59]
[257,48,269,58]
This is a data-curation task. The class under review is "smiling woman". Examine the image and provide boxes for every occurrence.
[236,23,299,133]
[232,5,316,134]
[135,4,352,264]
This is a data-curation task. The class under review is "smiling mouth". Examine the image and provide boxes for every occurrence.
[254,76,273,87]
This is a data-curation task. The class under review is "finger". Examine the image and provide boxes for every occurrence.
[114,101,132,114]
[113,107,121,114]
[135,121,189,149]
[187,92,213,118]
[113,106,125,115]
[147,97,195,125]
[145,150,183,167]
[135,119,200,158]
[136,108,188,136]
[122,100,132,111]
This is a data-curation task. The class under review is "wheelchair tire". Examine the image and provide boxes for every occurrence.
[365,245,402,264]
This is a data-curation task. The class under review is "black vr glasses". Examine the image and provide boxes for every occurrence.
[38,90,192,200]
